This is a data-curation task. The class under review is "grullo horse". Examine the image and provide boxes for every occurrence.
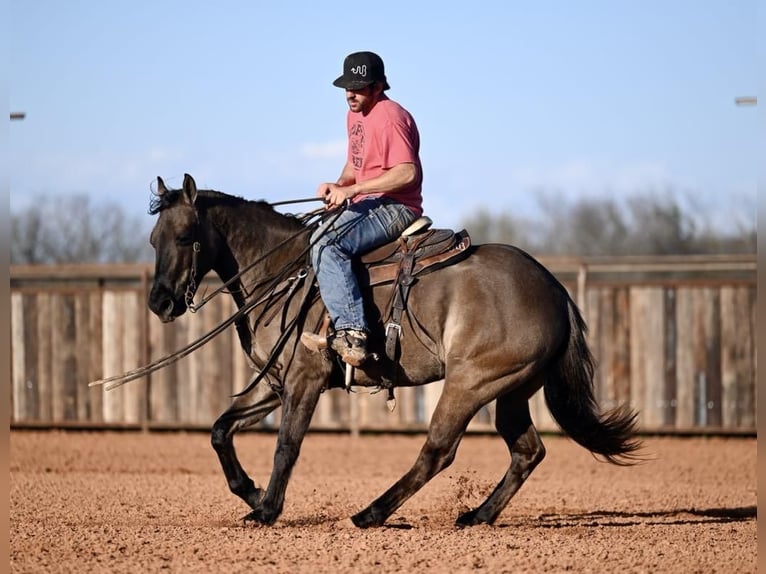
[146,173,641,528]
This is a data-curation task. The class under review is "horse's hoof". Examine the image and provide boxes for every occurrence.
[455,510,483,527]
[242,508,277,526]
[351,508,385,529]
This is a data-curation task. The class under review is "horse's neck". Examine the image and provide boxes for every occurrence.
[210,203,307,300]
[207,203,307,362]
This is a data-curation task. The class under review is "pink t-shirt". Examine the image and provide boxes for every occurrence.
[346,97,423,217]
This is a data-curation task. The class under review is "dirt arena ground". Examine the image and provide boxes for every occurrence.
[10,430,756,573]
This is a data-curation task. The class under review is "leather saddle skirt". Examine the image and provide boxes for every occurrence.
[355,216,472,287]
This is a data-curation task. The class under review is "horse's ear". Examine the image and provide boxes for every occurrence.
[156,176,168,196]
[182,173,198,206]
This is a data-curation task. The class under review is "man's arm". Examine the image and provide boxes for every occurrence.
[321,163,418,207]
[336,161,356,187]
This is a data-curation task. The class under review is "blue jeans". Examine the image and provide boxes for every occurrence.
[311,198,417,333]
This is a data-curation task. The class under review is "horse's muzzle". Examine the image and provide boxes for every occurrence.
[148,284,186,322]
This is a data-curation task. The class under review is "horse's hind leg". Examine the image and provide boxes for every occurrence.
[211,376,282,510]
[456,390,545,526]
[352,383,478,528]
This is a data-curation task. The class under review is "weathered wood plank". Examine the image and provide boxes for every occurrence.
[720,286,755,427]
[88,291,104,422]
[173,315,192,424]
[75,293,92,421]
[675,288,723,429]
[148,306,178,423]
[612,287,632,410]
[11,293,26,421]
[36,293,53,422]
[101,291,124,422]
[230,325,251,398]
[591,287,632,413]
[50,292,65,421]
[675,288,696,428]
[530,388,556,432]
[662,288,677,427]
[422,380,444,428]
[50,293,78,421]
[699,288,722,428]
[121,291,145,423]
[629,287,667,428]
[586,287,606,406]
[197,301,220,423]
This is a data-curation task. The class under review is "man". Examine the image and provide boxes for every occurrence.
[302,51,423,366]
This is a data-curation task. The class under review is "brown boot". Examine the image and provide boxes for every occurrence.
[330,329,368,367]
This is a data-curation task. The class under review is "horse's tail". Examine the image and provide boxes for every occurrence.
[543,298,642,465]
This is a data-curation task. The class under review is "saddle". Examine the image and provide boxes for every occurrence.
[359,217,471,287]
[364,218,471,390]
[307,216,472,395]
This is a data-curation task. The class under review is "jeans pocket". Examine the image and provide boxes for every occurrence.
[371,203,416,236]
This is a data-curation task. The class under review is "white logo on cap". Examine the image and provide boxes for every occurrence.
[350,65,367,77]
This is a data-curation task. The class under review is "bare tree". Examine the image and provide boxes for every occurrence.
[11,195,153,264]
[535,194,631,255]
[461,190,755,256]
[621,195,697,254]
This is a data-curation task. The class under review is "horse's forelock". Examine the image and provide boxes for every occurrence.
[148,189,177,215]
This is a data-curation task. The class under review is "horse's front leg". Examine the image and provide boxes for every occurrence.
[243,374,325,526]
[211,375,282,511]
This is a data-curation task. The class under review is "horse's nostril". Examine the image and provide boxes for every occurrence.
[148,287,178,321]
[161,299,175,319]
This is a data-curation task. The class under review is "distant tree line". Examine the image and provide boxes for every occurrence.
[462,191,755,256]
[11,195,153,264]
[10,190,755,265]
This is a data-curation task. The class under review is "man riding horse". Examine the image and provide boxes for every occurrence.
[301,51,423,367]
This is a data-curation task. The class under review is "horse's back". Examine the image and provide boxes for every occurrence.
[385,243,571,370]
[413,242,568,312]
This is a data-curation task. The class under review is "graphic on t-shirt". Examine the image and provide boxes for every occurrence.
[350,121,364,169]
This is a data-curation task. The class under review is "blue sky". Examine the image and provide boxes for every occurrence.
[9,1,761,235]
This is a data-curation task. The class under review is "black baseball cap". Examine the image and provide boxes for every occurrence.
[332,51,391,91]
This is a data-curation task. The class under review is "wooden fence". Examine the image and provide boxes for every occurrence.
[10,255,756,434]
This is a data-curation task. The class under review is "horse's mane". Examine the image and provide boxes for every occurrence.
[148,186,296,224]
[148,186,246,214]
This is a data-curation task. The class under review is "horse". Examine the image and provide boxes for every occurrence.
[147,173,641,528]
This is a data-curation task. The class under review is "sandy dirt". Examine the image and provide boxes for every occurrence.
[10,430,756,573]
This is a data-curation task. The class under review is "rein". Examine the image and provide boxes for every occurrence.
[91,198,349,393]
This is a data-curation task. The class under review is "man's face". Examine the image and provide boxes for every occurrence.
[345,84,380,115]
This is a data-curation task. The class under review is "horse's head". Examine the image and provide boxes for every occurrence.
[148,173,217,322]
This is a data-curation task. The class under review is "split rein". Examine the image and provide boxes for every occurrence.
[89,198,350,392]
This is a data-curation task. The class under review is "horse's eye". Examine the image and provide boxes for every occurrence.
[176,234,194,246]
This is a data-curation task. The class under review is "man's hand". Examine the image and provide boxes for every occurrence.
[316,182,356,208]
